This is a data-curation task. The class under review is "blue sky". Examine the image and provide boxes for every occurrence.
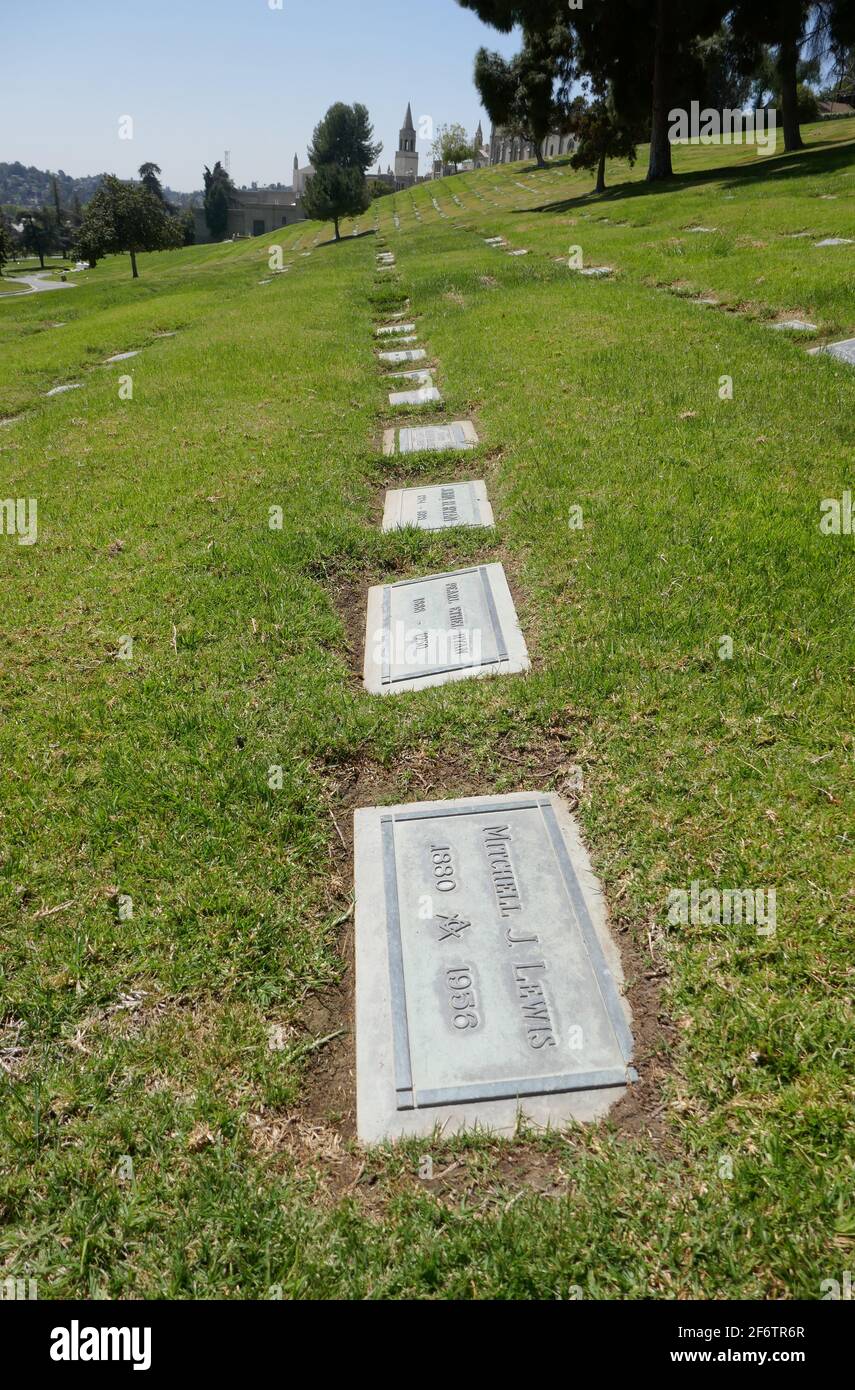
[3,0,520,192]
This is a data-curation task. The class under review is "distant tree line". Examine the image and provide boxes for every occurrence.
[0,161,200,212]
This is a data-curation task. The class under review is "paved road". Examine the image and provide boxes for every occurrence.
[0,272,78,299]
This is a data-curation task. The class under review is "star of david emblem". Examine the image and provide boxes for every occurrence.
[435,912,471,942]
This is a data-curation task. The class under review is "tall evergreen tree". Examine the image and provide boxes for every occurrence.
[307,103,382,173]
[139,162,173,211]
[302,103,381,240]
[202,162,234,240]
[301,164,371,240]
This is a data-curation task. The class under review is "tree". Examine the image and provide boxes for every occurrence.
[730,0,853,152]
[20,209,55,268]
[461,0,733,181]
[569,90,638,193]
[203,161,234,239]
[139,162,173,211]
[474,31,572,168]
[307,102,382,172]
[301,164,371,241]
[431,123,475,173]
[0,213,12,276]
[179,208,196,245]
[76,175,183,277]
[302,102,381,241]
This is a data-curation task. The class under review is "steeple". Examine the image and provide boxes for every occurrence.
[395,100,419,184]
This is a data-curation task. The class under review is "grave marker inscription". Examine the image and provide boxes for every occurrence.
[355,791,635,1141]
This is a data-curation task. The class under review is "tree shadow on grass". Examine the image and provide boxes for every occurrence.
[316,228,378,249]
[517,138,855,218]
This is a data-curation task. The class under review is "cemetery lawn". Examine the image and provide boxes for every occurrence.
[1,121,853,1300]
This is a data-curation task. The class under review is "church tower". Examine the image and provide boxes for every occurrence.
[394,103,419,184]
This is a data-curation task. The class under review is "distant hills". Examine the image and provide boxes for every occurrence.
[0,162,201,211]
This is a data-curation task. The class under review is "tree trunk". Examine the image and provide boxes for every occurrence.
[647,0,674,181]
[595,150,607,194]
[334,218,340,241]
[130,249,139,278]
[778,35,803,153]
[38,249,45,269]
[535,139,546,169]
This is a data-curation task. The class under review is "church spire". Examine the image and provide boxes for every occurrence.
[402,102,415,133]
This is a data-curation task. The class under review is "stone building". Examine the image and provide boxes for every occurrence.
[192,186,306,243]
[489,126,576,165]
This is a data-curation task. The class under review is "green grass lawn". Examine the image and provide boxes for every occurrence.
[1,122,853,1299]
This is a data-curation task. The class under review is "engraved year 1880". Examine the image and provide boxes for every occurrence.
[430,844,457,893]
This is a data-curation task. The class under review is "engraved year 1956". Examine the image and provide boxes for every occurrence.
[446,968,480,1030]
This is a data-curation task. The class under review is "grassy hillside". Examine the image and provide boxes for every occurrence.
[1,120,853,1299]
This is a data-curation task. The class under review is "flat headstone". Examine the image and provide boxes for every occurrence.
[382,479,494,533]
[772,319,817,331]
[388,385,443,407]
[375,323,416,336]
[363,562,528,695]
[104,350,139,363]
[383,420,478,456]
[384,368,433,384]
[507,249,529,256]
[377,348,427,364]
[46,383,82,396]
[686,226,718,233]
[577,266,613,277]
[786,231,812,238]
[484,237,505,245]
[814,237,853,247]
[354,790,635,1141]
[817,338,855,366]
[258,278,272,285]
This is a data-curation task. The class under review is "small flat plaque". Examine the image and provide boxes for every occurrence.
[377,349,427,364]
[383,420,478,455]
[814,237,853,247]
[375,323,416,336]
[382,480,494,533]
[388,385,442,407]
[821,338,855,365]
[772,319,817,331]
[384,368,434,384]
[355,791,635,1141]
[363,561,528,694]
